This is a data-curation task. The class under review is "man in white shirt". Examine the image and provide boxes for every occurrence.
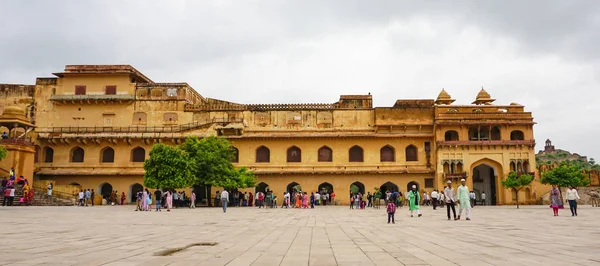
[78,190,84,206]
[431,190,438,210]
[221,189,229,213]
[566,185,581,216]
[314,192,321,206]
[481,192,486,205]
[469,191,476,208]
[444,181,457,220]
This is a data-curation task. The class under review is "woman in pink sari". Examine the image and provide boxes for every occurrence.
[142,189,148,211]
[302,192,309,209]
[166,190,173,212]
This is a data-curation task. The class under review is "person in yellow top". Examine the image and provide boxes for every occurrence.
[565,185,581,216]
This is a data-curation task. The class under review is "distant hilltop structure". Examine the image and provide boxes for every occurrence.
[536,139,588,165]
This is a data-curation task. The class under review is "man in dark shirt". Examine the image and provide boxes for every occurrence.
[154,189,162,211]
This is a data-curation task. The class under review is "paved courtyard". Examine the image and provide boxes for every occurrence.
[1,205,599,266]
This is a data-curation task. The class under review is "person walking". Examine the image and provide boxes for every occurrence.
[166,190,173,212]
[408,185,421,217]
[444,180,457,220]
[154,189,162,211]
[78,190,84,206]
[431,189,438,210]
[457,179,472,220]
[550,185,561,216]
[221,189,229,213]
[121,192,126,205]
[91,189,95,206]
[387,197,396,224]
[438,191,445,208]
[481,191,486,205]
[469,191,476,208]
[566,185,580,216]
[190,191,196,209]
[85,189,91,206]
[310,192,315,208]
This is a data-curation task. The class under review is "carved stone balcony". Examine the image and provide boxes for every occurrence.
[437,140,535,147]
[50,94,135,104]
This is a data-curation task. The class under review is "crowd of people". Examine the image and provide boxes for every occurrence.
[215,189,337,212]
[1,168,34,206]
[132,188,197,212]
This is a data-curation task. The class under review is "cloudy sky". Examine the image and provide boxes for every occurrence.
[1,1,599,160]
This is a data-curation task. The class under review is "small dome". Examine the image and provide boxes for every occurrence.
[472,87,495,105]
[475,88,491,101]
[510,102,522,106]
[2,105,25,116]
[437,89,451,100]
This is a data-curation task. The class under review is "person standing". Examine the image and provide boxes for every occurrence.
[310,192,315,208]
[120,192,126,205]
[142,189,149,211]
[314,192,320,206]
[78,190,84,206]
[457,179,471,220]
[550,185,561,216]
[330,192,335,205]
[481,191,486,205]
[387,197,396,224]
[85,189,91,206]
[47,182,53,198]
[408,185,422,217]
[438,191,445,208]
[166,190,173,211]
[444,180,457,220]
[431,189,438,210]
[469,191,476,208]
[221,189,229,213]
[91,189,95,206]
[566,185,580,216]
[154,189,162,211]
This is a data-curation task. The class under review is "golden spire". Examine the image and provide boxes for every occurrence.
[472,87,495,105]
[435,88,455,105]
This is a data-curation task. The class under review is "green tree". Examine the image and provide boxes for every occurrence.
[541,162,591,188]
[350,184,360,194]
[181,136,255,206]
[143,143,194,190]
[501,172,533,209]
[0,145,7,160]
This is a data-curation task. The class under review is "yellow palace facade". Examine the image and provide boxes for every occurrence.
[0,65,546,205]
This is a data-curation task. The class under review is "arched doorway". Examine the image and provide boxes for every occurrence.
[99,183,113,203]
[350,181,365,194]
[407,181,420,193]
[471,159,501,205]
[317,182,334,194]
[287,182,301,193]
[256,182,269,194]
[380,181,399,194]
[130,183,143,203]
[192,185,208,205]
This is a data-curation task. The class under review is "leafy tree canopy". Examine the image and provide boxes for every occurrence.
[540,162,591,187]
[181,136,255,189]
[0,145,7,161]
[143,143,194,190]
[501,172,533,209]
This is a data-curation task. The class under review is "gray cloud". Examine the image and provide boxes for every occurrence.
[0,0,598,159]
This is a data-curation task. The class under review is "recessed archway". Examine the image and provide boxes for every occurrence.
[380,181,399,194]
[99,182,113,203]
[256,182,270,194]
[470,158,503,205]
[350,181,365,194]
[407,181,420,193]
[286,182,301,193]
[130,183,143,203]
[317,182,334,194]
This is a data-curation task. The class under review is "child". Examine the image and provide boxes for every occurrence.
[387,199,396,224]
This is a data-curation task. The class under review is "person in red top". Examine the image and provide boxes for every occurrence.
[330,192,335,205]
[387,200,396,224]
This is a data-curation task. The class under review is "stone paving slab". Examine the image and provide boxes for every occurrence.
[1,205,600,266]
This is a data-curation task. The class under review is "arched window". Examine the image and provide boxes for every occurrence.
[131,147,145,162]
[318,146,333,162]
[231,147,239,163]
[444,130,459,141]
[510,130,524,140]
[349,145,364,162]
[101,147,115,163]
[287,146,301,162]
[43,147,54,163]
[71,147,84,163]
[380,145,395,162]
[405,145,418,162]
[491,126,501,140]
[256,146,270,163]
